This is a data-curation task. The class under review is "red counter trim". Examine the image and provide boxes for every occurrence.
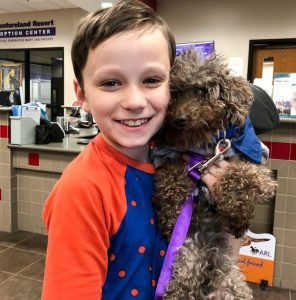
[28,152,40,166]
[0,125,9,138]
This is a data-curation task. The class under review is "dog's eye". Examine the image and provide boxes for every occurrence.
[171,91,180,101]
[195,88,207,96]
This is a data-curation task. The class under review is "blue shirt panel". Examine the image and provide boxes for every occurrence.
[102,165,167,299]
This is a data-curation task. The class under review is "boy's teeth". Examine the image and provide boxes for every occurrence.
[120,119,148,127]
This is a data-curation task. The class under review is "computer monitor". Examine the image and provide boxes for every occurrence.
[0,91,11,106]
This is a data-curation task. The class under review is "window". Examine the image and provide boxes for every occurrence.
[0,47,64,120]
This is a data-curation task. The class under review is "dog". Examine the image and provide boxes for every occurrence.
[152,49,276,299]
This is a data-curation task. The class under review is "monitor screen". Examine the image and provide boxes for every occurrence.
[0,91,11,106]
[176,41,215,57]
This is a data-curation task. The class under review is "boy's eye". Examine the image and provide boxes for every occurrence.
[143,77,161,85]
[101,80,120,87]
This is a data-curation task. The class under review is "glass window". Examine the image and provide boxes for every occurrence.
[0,47,64,120]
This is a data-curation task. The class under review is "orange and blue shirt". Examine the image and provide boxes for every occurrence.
[42,134,167,300]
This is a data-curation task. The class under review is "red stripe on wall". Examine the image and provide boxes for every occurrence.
[290,143,296,160]
[28,152,40,166]
[270,142,290,160]
[262,141,296,160]
[0,125,9,138]
[0,188,1,201]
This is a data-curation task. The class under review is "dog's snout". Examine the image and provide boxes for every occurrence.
[175,115,187,127]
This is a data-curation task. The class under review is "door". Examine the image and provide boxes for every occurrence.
[252,47,296,81]
[248,39,296,117]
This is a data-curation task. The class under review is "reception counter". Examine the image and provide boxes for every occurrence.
[9,126,98,154]
[8,127,98,234]
[0,107,98,234]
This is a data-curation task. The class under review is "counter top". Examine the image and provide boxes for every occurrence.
[61,105,81,108]
[8,126,99,154]
[0,106,12,111]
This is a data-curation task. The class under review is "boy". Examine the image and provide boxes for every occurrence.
[42,1,175,299]
[42,0,229,299]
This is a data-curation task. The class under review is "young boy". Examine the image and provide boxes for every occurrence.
[42,1,230,299]
[42,1,175,299]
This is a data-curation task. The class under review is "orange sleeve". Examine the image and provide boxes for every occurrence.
[42,174,110,300]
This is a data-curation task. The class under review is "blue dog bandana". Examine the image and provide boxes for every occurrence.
[226,117,262,164]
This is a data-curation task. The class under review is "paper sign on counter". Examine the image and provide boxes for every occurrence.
[238,230,276,287]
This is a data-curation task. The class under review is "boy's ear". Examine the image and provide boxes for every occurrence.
[73,79,91,112]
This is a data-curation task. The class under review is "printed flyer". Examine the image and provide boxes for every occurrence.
[273,73,296,117]
[238,230,276,287]
[290,74,296,117]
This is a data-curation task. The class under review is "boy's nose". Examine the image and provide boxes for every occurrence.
[121,86,146,110]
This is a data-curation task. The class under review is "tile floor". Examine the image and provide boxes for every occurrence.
[0,231,295,300]
[0,231,46,300]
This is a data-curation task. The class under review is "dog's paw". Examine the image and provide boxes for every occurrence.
[212,161,277,237]
[155,160,195,239]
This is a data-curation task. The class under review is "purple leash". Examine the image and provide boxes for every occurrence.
[155,154,204,299]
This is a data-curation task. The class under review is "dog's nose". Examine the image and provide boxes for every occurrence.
[175,115,187,127]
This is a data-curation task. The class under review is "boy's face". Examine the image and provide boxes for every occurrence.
[74,28,171,161]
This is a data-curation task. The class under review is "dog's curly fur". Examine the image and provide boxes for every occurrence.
[154,49,276,299]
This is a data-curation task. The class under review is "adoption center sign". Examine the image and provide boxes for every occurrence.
[0,20,55,39]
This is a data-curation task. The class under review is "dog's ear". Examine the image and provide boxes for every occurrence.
[220,76,254,127]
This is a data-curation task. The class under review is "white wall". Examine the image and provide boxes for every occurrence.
[157,0,296,78]
[0,8,87,105]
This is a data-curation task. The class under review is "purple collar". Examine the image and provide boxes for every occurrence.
[186,153,204,180]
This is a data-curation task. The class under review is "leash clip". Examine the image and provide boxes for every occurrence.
[198,139,231,173]
[186,139,231,180]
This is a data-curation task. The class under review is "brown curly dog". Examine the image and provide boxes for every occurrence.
[153,49,276,299]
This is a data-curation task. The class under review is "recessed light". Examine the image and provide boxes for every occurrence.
[101,2,113,9]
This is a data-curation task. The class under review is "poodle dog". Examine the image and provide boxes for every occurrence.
[152,49,276,299]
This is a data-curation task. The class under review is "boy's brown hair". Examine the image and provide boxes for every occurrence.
[71,0,176,90]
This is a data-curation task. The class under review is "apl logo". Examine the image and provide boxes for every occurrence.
[250,246,259,255]
[250,245,272,257]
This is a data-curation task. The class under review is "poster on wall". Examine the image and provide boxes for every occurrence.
[273,73,296,117]
[290,74,296,117]
[176,41,215,57]
[0,63,22,91]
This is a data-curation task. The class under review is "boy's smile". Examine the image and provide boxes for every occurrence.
[74,28,171,162]
[119,118,149,127]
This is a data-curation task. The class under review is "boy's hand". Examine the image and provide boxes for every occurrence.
[200,160,231,192]
[183,154,233,192]
[182,154,235,194]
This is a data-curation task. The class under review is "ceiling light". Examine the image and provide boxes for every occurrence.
[101,2,113,9]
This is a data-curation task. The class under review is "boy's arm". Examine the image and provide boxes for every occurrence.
[42,179,109,300]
